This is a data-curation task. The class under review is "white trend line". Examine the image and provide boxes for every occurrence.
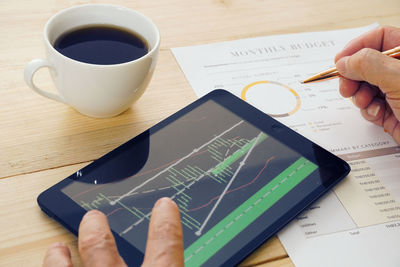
[195,132,263,236]
[121,169,213,235]
[120,131,262,235]
[110,120,244,206]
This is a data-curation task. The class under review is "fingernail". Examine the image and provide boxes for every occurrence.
[367,103,380,117]
[336,56,349,75]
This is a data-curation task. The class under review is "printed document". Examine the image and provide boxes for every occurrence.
[172,24,400,267]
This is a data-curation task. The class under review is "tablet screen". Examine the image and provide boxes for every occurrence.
[61,99,318,266]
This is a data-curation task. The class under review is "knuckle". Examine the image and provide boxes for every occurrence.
[79,230,114,252]
[359,47,375,58]
[350,49,364,70]
[354,48,375,80]
[150,221,183,241]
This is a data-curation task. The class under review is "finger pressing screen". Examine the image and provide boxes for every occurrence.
[42,242,73,267]
[78,210,126,267]
[142,197,184,267]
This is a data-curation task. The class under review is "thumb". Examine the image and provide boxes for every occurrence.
[336,48,400,119]
[78,210,127,267]
[42,242,73,267]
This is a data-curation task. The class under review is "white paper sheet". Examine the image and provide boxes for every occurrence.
[172,24,400,267]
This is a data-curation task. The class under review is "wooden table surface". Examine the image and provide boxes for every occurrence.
[1,0,400,266]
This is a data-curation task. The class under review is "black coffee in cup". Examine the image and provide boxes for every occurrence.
[53,25,149,65]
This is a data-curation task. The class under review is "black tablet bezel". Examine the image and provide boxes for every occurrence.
[38,89,350,266]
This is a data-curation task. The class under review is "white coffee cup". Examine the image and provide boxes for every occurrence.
[24,4,160,118]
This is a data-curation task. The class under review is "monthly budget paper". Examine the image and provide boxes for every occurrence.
[172,24,400,267]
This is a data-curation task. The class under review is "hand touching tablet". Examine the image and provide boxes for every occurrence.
[42,198,184,267]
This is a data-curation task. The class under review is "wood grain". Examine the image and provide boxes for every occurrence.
[0,50,195,178]
[255,257,295,267]
[2,0,400,179]
[0,163,87,267]
[0,163,287,266]
[1,0,400,266]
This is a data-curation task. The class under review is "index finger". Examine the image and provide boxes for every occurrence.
[142,197,184,267]
[335,26,400,62]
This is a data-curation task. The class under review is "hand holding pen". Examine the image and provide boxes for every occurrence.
[305,26,400,144]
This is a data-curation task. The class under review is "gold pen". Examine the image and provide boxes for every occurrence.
[302,45,400,83]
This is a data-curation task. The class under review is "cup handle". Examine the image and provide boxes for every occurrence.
[24,59,66,103]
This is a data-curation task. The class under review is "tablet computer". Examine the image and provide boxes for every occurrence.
[38,89,350,266]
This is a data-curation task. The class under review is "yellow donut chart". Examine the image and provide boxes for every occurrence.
[241,80,301,118]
